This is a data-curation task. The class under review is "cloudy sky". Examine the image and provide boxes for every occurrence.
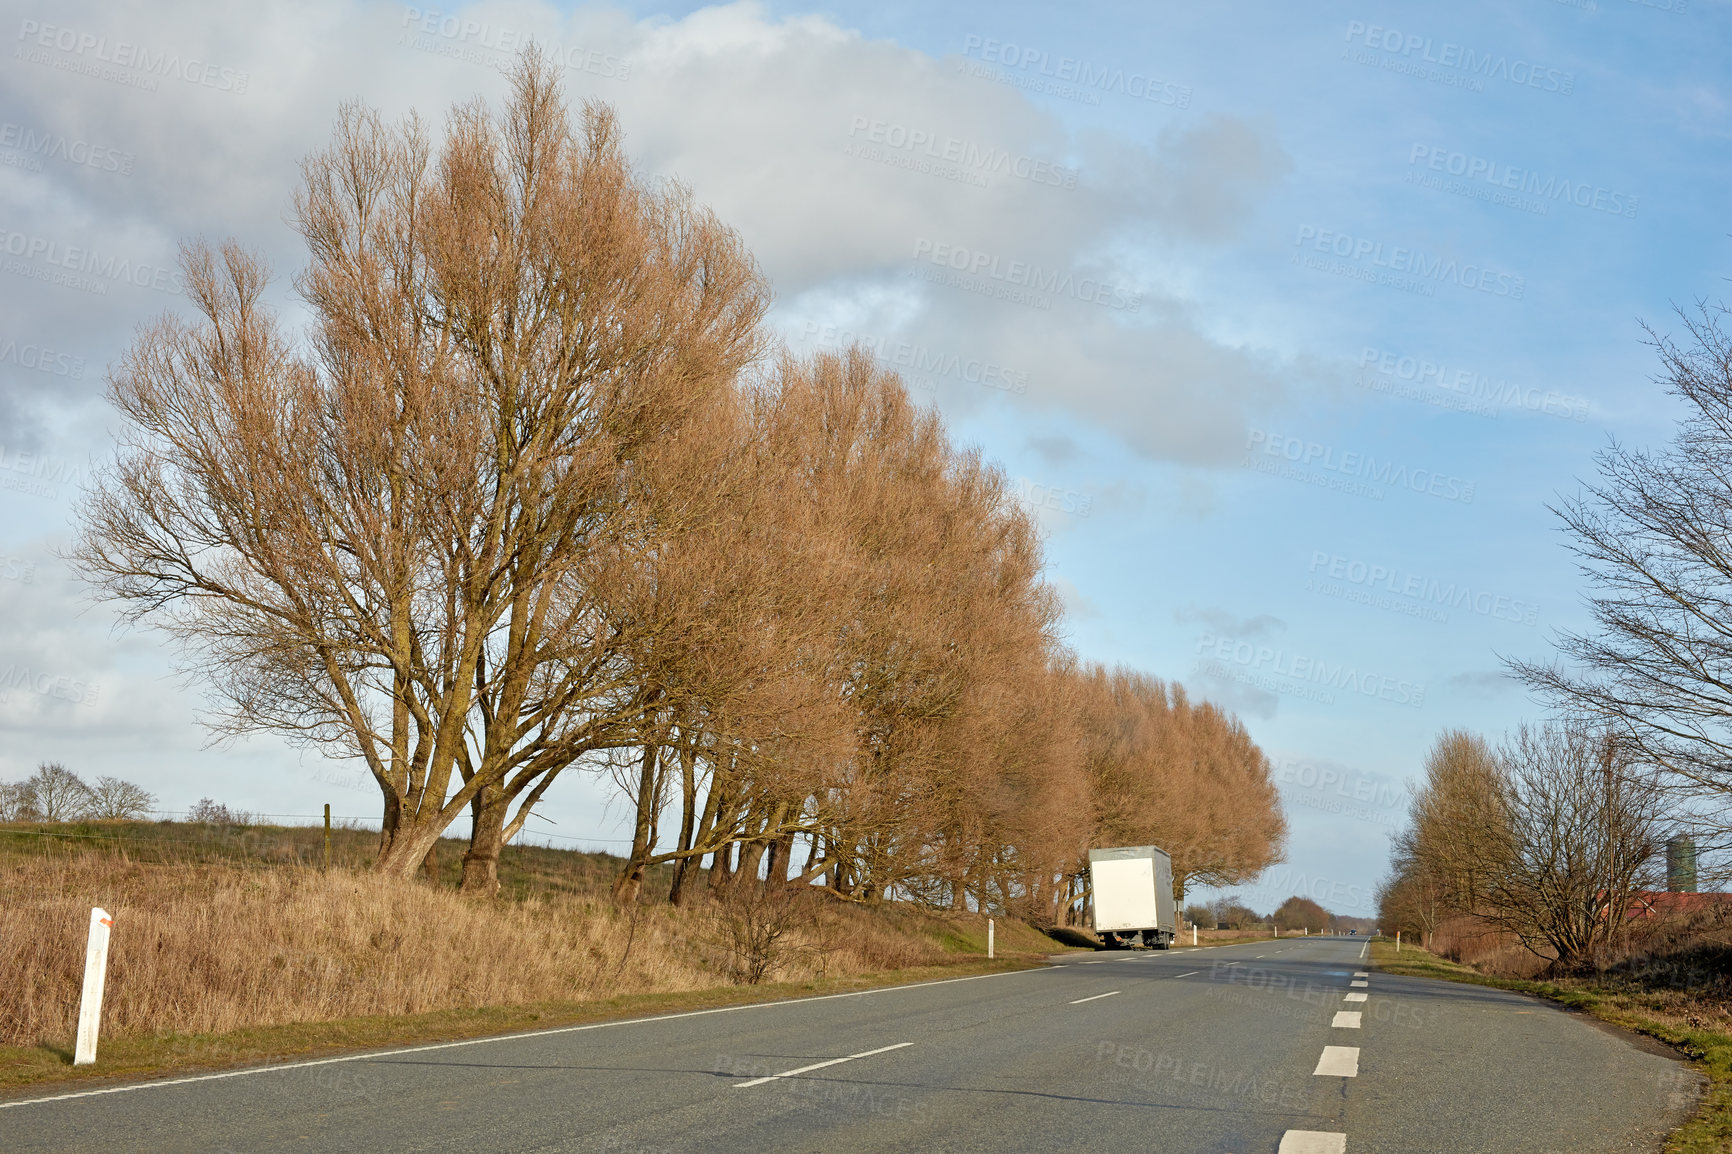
[0,0,1725,915]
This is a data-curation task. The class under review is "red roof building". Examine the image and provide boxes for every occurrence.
[1624,891,1732,919]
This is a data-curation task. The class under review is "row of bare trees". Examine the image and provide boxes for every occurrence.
[1378,726,1668,971]
[71,51,1285,914]
[0,763,157,822]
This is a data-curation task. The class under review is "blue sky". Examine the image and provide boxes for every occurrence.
[0,0,1726,915]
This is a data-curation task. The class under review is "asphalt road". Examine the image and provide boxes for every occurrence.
[0,937,1702,1153]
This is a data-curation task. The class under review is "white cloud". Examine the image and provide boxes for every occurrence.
[0,0,1297,463]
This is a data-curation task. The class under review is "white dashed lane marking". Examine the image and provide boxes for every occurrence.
[1313,1046,1360,1077]
[1353,971,1368,978]
[1069,991,1120,1005]
[1331,1011,1362,1028]
[1279,1131,1347,1153]
[733,1042,912,1088]
[1343,992,1367,1003]
[1350,980,1368,987]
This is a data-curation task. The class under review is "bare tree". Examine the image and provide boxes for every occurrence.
[73,51,766,879]
[708,885,822,985]
[22,763,94,821]
[1511,303,1732,855]
[1208,899,1265,930]
[1379,832,1446,941]
[1483,724,1666,970]
[87,776,158,821]
[1405,730,1511,914]
[1383,723,1667,971]
[0,779,36,822]
[188,798,254,825]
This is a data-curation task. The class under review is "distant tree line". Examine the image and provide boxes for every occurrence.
[0,762,157,822]
[69,52,1286,915]
[1183,895,1347,932]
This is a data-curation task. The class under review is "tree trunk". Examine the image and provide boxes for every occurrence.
[735,840,765,888]
[703,774,742,896]
[668,741,700,905]
[613,741,663,906]
[373,817,449,880]
[708,841,735,893]
[460,784,510,896]
[764,831,795,888]
[378,788,404,861]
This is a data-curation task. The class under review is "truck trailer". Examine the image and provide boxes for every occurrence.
[1088,844,1177,949]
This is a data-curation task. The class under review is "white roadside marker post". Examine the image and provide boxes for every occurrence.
[73,907,113,1066]
[987,918,994,959]
[1192,925,1197,946]
[1396,930,1401,953]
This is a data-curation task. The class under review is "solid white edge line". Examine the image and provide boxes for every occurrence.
[1279,1130,1347,1154]
[0,965,1055,1110]
[1069,990,1121,1005]
[732,1041,912,1088]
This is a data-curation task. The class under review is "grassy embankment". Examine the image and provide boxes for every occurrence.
[0,820,1069,1092]
[1371,938,1732,1153]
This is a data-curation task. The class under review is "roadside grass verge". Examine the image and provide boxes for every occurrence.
[1370,939,1732,1153]
[0,955,1041,1095]
[0,831,1081,1093]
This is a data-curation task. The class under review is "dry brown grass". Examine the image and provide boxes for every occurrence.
[1425,916,1554,978]
[0,852,1048,1050]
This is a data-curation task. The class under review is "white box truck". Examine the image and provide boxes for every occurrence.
[1089,845,1177,949]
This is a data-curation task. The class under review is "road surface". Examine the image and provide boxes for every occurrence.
[0,937,1701,1153]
